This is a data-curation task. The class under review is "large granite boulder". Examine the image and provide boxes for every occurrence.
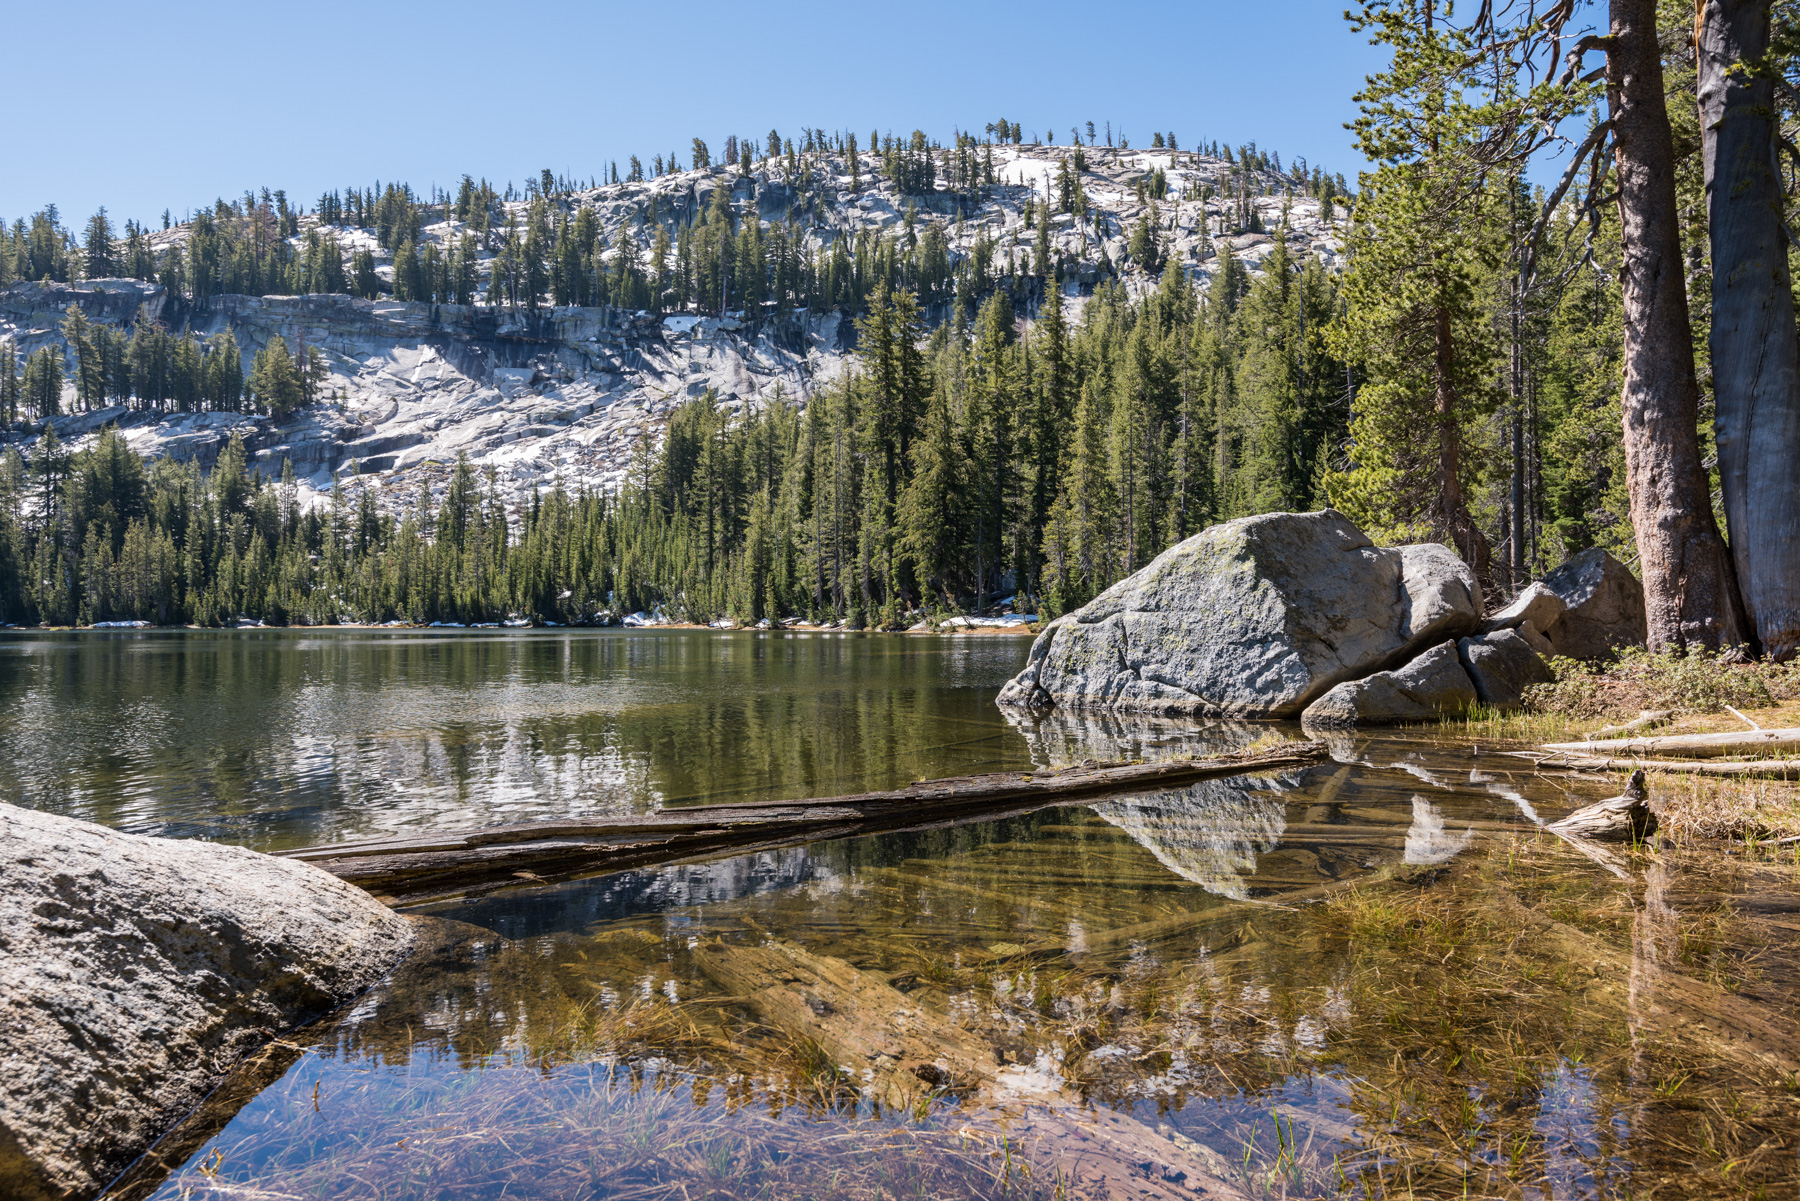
[1300,641,1478,727]
[997,510,1481,717]
[1458,629,1556,706]
[0,803,415,1201]
[1481,550,1647,660]
[1538,549,1648,659]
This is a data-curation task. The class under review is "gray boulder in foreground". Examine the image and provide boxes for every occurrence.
[1459,629,1557,707]
[1300,641,1478,727]
[0,802,414,1201]
[997,510,1481,717]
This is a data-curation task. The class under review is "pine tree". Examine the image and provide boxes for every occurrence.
[60,306,103,411]
[250,337,304,420]
[1327,2,1502,578]
[23,346,63,419]
[83,208,115,279]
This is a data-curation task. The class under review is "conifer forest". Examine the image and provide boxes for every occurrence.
[0,0,1795,662]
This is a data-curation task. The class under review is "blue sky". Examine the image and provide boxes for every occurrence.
[5,0,1392,228]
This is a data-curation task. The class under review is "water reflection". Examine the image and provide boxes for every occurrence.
[29,635,1796,1200]
[0,629,1035,849]
[1092,779,1291,899]
[110,741,1800,1199]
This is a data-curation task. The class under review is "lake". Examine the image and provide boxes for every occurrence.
[4,628,1796,1199]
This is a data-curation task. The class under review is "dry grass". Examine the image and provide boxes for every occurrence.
[1522,647,1800,723]
[1648,771,1800,843]
[1433,651,1800,843]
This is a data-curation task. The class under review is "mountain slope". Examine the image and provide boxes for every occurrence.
[1,143,1344,512]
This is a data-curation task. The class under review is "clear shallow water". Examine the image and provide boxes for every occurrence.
[8,629,1798,1199]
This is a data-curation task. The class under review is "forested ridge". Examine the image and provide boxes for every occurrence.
[2,0,1798,653]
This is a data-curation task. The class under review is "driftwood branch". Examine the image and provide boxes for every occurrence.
[1545,770,1657,842]
[1587,709,1673,738]
[1726,705,1763,731]
[1540,726,1800,759]
[283,742,1328,901]
[1505,751,1800,779]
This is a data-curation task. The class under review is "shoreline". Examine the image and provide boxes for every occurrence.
[0,621,1040,636]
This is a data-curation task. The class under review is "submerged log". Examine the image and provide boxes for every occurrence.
[693,938,1254,1200]
[1541,725,1800,759]
[1545,770,1658,842]
[283,742,1328,901]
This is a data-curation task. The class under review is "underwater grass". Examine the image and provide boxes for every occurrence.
[126,783,1800,1201]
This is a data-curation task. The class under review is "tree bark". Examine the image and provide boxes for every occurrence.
[1608,0,1750,652]
[1436,303,1493,581]
[1699,0,1800,660]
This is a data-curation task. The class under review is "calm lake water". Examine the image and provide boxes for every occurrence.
[5,629,1797,1200]
[0,628,1036,850]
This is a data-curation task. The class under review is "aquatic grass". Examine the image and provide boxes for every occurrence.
[123,781,1800,1201]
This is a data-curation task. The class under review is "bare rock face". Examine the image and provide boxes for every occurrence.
[1458,629,1556,707]
[0,803,415,1201]
[1300,641,1478,727]
[997,511,1481,718]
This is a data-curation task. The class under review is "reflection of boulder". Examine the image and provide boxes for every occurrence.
[999,705,1265,769]
[1090,776,1293,899]
[998,511,1481,718]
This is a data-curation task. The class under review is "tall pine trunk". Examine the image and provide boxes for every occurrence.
[1699,0,1800,659]
[1433,302,1492,582]
[1607,0,1748,652]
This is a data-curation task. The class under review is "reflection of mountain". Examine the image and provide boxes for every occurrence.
[999,705,1268,768]
[1091,776,1294,900]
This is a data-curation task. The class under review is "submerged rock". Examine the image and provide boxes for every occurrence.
[0,802,414,1201]
[1300,641,1478,727]
[997,510,1481,718]
[1458,628,1556,707]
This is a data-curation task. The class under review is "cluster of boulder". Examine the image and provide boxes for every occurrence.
[998,510,1646,727]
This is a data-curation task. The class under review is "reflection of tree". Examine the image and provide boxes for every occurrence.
[3,632,1039,850]
[1091,776,1293,899]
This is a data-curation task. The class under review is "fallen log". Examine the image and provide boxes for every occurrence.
[1503,752,1800,780]
[1545,770,1657,842]
[692,937,1256,1200]
[1541,726,1800,759]
[282,742,1328,901]
[1587,709,1673,739]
